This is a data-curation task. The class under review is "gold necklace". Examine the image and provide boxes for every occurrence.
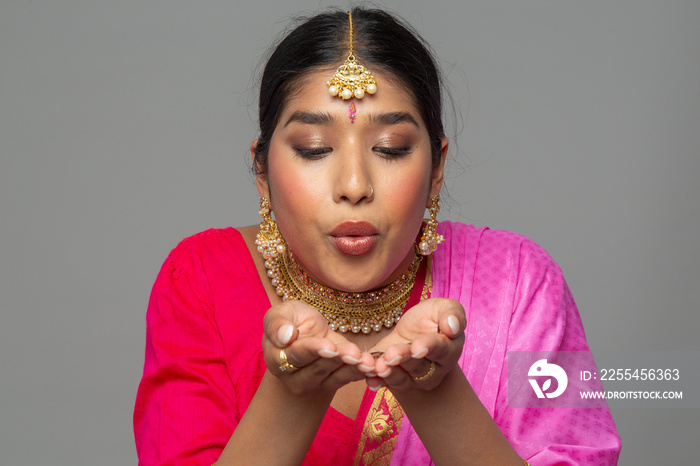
[255,208,422,334]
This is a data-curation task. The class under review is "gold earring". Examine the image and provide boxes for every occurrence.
[255,197,286,260]
[418,195,445,256]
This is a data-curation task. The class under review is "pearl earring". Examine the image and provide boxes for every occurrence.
[418,195,444,256]
[255,197,286,261]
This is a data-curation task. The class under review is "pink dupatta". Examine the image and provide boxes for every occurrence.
[390,221,621,466]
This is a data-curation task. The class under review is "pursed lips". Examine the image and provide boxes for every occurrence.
[330,221,379,256]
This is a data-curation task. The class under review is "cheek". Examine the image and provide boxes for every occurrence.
[265,148,328,238]
[265,142,312,209]
[269,164,318,210]
[381,162,433,223]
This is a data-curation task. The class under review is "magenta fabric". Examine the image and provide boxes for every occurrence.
[134,228,360,465]
[390,221,621,465]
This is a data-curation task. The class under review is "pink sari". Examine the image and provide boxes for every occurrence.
[390,221,621,465]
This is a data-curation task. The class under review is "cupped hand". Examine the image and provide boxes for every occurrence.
[366,298,466,392]
[262,300,374,395]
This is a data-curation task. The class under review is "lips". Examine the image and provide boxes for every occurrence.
[330,221,379,256]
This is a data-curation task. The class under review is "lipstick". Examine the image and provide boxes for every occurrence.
[330,221,379,256]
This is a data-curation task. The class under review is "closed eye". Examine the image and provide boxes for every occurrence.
[293,147,332,159]
[374,147,412,158]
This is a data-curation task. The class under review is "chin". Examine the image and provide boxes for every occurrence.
[332,272,391,293]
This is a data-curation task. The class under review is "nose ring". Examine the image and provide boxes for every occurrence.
[368,185,374,198]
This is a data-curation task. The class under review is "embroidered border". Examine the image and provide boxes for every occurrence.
[353,256,433,465]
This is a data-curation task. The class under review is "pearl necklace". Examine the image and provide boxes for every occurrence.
[255,214,422,334]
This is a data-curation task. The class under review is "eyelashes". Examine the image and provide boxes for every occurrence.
[374,147,412,158]
[293,147,332,159]
[292,146,413,160]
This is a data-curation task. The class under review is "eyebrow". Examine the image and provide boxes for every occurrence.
[369,111,420,128]
[283,110,420,128]
[284,111,335,127]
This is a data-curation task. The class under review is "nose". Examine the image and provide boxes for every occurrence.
[332,145,374,204]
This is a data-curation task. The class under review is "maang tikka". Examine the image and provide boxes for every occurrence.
[418,195,445,256]
[327,12,378,100]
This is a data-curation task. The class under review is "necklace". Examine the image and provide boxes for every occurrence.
[255,216,422,334]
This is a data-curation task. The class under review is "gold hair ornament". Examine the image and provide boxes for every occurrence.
[327,12,378,100]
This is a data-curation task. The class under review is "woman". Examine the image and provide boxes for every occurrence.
[134,7,621,465]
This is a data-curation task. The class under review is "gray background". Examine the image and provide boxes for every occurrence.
[1,1,698,464]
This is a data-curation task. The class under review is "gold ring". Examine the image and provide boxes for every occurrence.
[278,348,298,373]
[412,361,436,382]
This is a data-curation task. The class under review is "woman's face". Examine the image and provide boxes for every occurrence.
[254,70,446,292]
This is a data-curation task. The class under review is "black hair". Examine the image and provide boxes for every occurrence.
[254,7,445,174]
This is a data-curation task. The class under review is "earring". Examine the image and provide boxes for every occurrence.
[255,197,286,260]
[418,195,445,256]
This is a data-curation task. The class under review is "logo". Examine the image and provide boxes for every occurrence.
[528,359,568,398]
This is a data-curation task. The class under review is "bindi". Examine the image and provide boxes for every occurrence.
[349,101,356,123]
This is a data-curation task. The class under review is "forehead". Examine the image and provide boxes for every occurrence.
[278,69,423,127]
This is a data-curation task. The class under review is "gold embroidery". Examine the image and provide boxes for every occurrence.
[385,390,404,421]
[366,407,391,442]
[362,438,398,465]
[353,260,433,465]
[353,388,404,466]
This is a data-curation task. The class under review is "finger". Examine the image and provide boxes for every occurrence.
[366,376,385,392]
[357,352,378,375]
[404,357,435,379]
[264,337,332,370]
[277,358,347,396]
[372,343,411,377]
[378,358,439,391]
[314,339,340,359]
[375,361,414,391]
[374,359,391,378]
[264,317,298,348]
[380,343,412,367]
[263,301,331,347]
[438,309,466,339]
[318,347,340,359]
[335,342,363,365]
[409,332,460,363]
[387,351,431,379]
[316,363,367,391]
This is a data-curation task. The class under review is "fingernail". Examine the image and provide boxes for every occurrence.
[385,355,402,366]
[318,349,339,358]
[359,364,373,371]
[412,348,428,359]
[368,384,381,392]
[278,324,293,345]
[341,355,361,365]
[365,372,377,377]
[378,368,392,378]
[448,315,460,335]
